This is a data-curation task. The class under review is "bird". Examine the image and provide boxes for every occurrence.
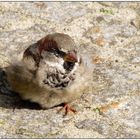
[4,33,92,115]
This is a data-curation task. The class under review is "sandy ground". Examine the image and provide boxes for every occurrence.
[0,2,140,138]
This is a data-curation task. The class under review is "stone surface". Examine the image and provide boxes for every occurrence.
[0,2,140,138]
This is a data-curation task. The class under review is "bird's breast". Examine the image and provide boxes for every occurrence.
[42,67,76,89]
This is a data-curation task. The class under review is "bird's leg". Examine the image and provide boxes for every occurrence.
[58,103,77,116]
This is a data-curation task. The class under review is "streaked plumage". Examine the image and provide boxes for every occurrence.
[5,33,92,112]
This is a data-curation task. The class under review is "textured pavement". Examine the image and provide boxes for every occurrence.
[0,2,140,138]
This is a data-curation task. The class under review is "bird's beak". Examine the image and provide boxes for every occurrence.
[63,51,78,63]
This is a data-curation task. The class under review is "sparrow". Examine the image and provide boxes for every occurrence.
[5,33,92,115]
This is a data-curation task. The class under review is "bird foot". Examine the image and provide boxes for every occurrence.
[57,103,77,116]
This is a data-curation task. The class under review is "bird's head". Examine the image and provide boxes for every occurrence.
[37,33,81,72]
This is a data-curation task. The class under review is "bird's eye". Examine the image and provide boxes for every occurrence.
[53,50,59,56]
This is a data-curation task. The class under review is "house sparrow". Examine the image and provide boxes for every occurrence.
[5,33,92,115]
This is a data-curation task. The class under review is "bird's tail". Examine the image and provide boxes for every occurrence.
[0,54,19,97]
[0,68,19,97]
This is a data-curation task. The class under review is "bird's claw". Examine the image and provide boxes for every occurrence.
[57,103,77,116]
